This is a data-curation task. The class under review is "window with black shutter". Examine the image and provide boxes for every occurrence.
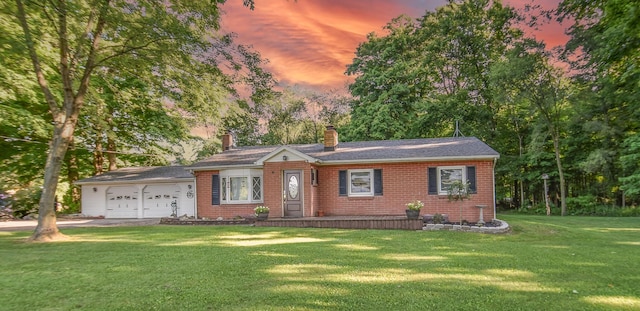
[428,166,476,195]
[339,169,382,197]
[467,166,477,194]
[374,169,383,196]
[428,167,438,195]
[211,174,220,205]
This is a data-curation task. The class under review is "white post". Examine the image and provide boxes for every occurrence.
[476,205,486,225]
[542,174,550,216]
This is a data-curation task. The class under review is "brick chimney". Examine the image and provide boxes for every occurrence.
[221,131,233,151]
[324,125,338,151]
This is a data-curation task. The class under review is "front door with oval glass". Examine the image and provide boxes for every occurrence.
[284,170,303,217]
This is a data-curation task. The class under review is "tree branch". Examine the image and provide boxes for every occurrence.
[57,0,74,116]
[15,0,60,116]
[73,0,111,115]
[94,38,167,66]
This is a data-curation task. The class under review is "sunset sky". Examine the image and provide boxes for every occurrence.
[219,0,568,91]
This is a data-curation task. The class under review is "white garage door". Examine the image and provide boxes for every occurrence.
[106,186,139,218]
[143,185,180,218]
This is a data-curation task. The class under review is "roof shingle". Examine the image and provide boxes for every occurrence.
[190,137,499,169]
[76,166,193,184]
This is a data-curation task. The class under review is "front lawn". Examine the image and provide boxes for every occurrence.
[0,215,638,310]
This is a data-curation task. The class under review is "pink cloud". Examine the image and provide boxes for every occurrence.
[220,0,567,91]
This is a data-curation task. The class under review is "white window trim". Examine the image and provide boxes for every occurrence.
[348,169,374,197]
[220,169,263,204]
[437,166,466,195]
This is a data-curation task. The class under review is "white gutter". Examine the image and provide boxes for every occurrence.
[75,177,194,185]
[189,164,263,171]
[317,155,500,166]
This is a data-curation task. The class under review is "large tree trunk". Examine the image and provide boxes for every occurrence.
[107,135,117,171]
[17,0,103,240]
[94,137,104,175]
[30,118,76,241]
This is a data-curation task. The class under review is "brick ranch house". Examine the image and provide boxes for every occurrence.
[189,127,500,223]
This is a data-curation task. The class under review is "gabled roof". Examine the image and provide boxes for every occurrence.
[190,137,499,170]
[255,146,319,165]
[75,166,193,185]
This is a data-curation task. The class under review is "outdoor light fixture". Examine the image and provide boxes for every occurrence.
[93,187,98,192]
[282,155,288,161]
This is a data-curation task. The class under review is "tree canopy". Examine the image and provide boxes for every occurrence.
[0,0,265,240]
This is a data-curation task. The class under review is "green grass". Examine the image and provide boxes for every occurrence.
[1,215,639,310]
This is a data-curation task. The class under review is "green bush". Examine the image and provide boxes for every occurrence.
[7,186,41,218]
[620,206,640,217]
[505,196,639,217]
[61,189,81,214]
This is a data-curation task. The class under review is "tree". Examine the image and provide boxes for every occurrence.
[619,134,640,202]
[346,15,422,140]
[6,0,251,241]
[558,0,640,206]
[346,0,523,142]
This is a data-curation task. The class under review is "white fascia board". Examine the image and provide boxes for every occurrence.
[317,155,500,166]
[255,146,319,165]
[188,164,263,172]
[75,177,194,185]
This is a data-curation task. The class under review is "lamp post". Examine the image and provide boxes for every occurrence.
[541,174,550,216]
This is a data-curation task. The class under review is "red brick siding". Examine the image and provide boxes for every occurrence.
[316,160,495,222]
[195,160,496,222]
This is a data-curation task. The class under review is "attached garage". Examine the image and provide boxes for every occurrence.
[77,166,195,219]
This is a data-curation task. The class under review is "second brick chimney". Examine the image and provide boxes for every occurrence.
[324,125,338,151]
[221,131,233,151]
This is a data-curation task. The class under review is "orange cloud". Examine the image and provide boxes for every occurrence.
[220,0,567,91]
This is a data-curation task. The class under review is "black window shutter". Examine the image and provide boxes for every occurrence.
[467,166,477,194]
[428,167,438,195]
[339,170,347,196]
[212,174,220,205]
[374,169,383,196]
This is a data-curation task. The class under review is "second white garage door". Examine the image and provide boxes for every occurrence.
[143,184,180,218]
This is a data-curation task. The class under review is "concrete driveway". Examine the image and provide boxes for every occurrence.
[0,218,160,231]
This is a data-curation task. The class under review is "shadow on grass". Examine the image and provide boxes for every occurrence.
[0,216,638,310]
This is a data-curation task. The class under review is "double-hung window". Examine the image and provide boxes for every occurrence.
[339,169,383,197]
[349,169,374,196]
[437,166,465,195]
[428,166,477,195]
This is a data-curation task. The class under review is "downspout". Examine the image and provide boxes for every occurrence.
[190,170,198,219]
[492,158,497,220]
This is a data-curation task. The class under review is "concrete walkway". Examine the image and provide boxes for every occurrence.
[0,218,160,231]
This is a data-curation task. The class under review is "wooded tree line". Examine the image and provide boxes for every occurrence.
[341,0,640,214]
[0,0,637,239]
